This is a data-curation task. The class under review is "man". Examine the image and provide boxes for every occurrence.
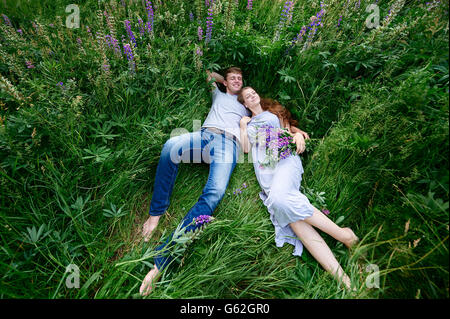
[139,67,308,296]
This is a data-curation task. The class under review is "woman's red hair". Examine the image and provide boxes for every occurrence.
[260,98,298,128]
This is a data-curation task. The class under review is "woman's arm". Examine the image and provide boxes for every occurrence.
[279,118,306,154]
[239,116,252,153]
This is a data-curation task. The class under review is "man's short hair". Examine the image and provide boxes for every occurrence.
[224,67,243,81]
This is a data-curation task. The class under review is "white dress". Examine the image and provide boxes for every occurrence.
[247,111,315,256]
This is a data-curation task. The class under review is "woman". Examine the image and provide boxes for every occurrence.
[238,86,358,290]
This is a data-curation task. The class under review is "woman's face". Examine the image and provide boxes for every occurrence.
[242,87,260,109]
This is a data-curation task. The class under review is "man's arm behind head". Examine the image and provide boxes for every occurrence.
[206,70,226,92]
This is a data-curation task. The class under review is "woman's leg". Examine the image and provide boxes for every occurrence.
[303,207,358,248]
[290,220,352,290]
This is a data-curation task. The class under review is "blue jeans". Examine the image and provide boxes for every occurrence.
[149,128,240,270]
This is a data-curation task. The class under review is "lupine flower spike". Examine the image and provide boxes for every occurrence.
[145,0,154,34]
[205,6,214,44]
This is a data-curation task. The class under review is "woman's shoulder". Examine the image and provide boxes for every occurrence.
[261,111,281,126]
[264,110,279,119]
[249,111,280,129]
[253,111,277,120]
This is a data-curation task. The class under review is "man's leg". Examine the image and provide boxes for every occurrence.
[143,131,202,241]
[152,133,239,270]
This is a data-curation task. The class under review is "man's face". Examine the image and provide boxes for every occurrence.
[224,72,243,95]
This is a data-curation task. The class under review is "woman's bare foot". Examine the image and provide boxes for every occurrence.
[342,227,359,249]
[139,266,160,296]
[142,215,161,242]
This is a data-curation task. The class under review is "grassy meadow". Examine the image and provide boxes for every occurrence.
[0,0,448,299]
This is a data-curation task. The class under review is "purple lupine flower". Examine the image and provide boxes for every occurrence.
[105,35,121,56]
[302,8,325,50]
[189,12,194,22]
[17,29,23,35]
[1,14,12,27]
[104,34,112,48]
[76,37,86,54]
[195,215,212,225]
[196,47,203,56]
[145,0,154,34]
[291,25,307,46]
[274,1,294,41]
[198,26,203,41]
[102,63,110,73]
[337,15,343,28]
[124,20,137,47]
[123,43,134,61]
[242,183,247,189]
[138,18,145,36]
[25,61,35,69]
[247,0,253,10]
[86,26,93,39]
[205,7,213,44]
[258,125,297,167]
[123,43,136,73]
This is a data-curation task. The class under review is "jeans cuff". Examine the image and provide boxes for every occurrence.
[154,255,171,271]
[149,210,165,216]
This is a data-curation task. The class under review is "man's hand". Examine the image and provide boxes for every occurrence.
[298,130,310,140]
[293,132,306,154]
[290,126,310,140]
[206,70,225,85]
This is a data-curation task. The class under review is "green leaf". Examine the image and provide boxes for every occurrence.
[335,216,345,225]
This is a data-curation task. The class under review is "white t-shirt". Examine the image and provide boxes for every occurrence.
[202,87,251,142]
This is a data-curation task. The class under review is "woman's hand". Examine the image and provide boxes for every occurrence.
[240,116,251,128]
[240,116,252,153]
[293,132,306,154]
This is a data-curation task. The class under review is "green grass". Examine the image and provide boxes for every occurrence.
[0,0,448,299]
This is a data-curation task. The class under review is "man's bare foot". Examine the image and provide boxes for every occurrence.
[142,215,161,242]
[342,227,359,249]
[139,266,160,296]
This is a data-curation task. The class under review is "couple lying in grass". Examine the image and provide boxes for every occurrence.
[139,66,358,296]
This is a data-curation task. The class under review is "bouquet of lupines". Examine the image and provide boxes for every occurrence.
[256,125,297,168]
[169,215,215,263]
